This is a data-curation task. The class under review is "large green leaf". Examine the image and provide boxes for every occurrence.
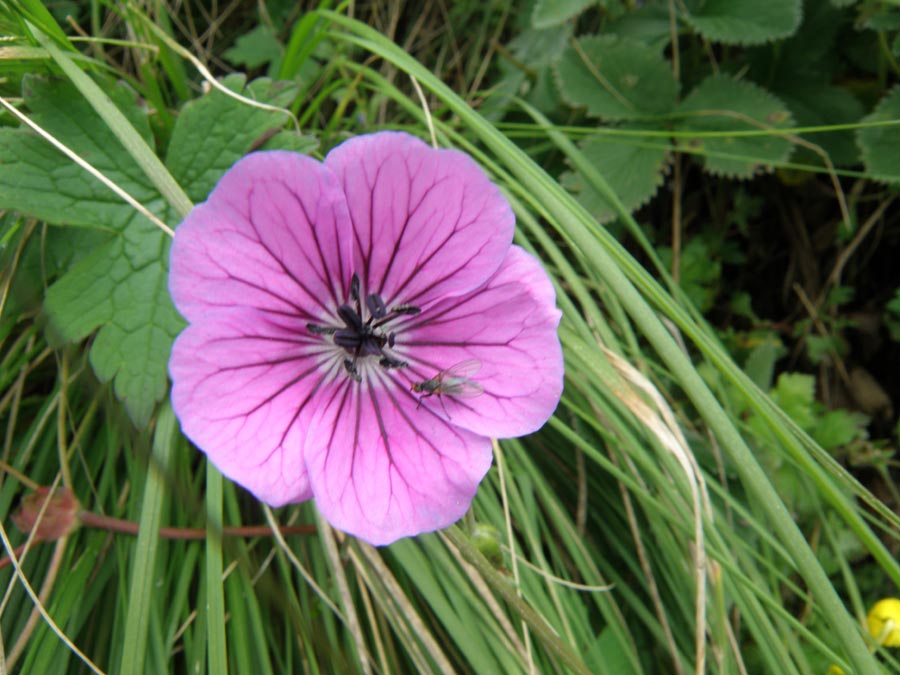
[554,35,678,121]
[779,83,863,167]
[857,85,900,183]
[560,128,669,223]
[683,0,803,45]
[1,74,297,427]
[165,74,298,202]
[674,75,794,179]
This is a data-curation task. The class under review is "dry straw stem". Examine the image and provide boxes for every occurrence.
[351,542,457,675]
[0,516,103,674]
[262,505,344,622]
[0,95,174,237]
[492,438,535,673]
[138,16,300,134]
[315,516,372,675]
[600,346,712,675]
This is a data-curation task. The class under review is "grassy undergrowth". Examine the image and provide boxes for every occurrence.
[1,1,899,673]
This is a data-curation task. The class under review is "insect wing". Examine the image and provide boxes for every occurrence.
[439,377,484,398]
[438,359,483,398]
[442,359,481,379]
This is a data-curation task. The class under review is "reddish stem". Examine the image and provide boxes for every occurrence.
[77,512,316,540]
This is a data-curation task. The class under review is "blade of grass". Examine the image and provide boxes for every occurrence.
[119,400,177,675]
[206,463,227,675]
[318,12,880,673]
[30,25,193,220]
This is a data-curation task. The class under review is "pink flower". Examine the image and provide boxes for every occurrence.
[168,132,563,545]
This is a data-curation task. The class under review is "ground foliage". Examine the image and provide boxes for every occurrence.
[0,0,899,673]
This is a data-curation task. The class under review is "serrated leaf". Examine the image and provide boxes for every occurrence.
[508,22,572,69]
[813,409,868,450]
[223,25,282,69]
[532,0,594,29]
[258,130,319,153]
[560,128,669,223]
[683,0,802,45]
[166,74,297,201]
[770,372,816,430]
[0,75,165,229]
[605,3,674,52]
[857,85,900,183]
[658,235,722,313]
[675,76,794,179]
[2,74,296,427]
[779,83,863,167]
[554,35,678,121]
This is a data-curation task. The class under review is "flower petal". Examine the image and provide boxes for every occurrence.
[400,246,563,438]
[170,151,353,324]
[324,131,514,307]
[170,308,335,505]
[303,376,493,545]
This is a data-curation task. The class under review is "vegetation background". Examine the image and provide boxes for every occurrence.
[1,0,899,673]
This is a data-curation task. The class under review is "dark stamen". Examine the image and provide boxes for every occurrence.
[350,273,361,302]
[392,304,421,315]
[366,293,387,319]
[379,355,407,369]
[307,323,337,335]
[343,359,362,382]
[337,304,363,332]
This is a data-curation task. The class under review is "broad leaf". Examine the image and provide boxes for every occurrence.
[532,0,593,29]
[554,35,678,121]
[1,74,298,427]
[779,83,863,167]
[683,0,803,45]
[165,74,297,202]
[675,76,794,179]
[223,25,282,69]
[560,128,669,223]
[857,85,900,183]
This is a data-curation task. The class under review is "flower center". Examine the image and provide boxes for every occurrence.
[307,273,419,381]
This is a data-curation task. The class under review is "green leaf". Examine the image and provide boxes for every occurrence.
[658,235,722,313]
[560,128,669,223]
[4,74,295,427]
[258,130,320,153]
[0,75,165,229]
[857,85,900,183]
[532,0,594,29]
[778,83,863,167]
[166,74,297,202]
[743,333,785,391]
[554,35,678,121]
[683,0,803,45]
[813,410,868,450]
[223,24,283,69]
[605,3,674,52]
[675,75,794,179]
[769,373,816,430]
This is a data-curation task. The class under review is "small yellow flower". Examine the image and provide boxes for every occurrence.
[867,598,900,647]
[826,665,845,675]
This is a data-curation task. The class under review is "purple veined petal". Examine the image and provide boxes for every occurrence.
[170,151,353,325]
[303,374,493,545]
[169,308,337,506]
[399,245,564,438]
[324,131,514,308]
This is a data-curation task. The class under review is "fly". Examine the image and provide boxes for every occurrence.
[412,359,484,410]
